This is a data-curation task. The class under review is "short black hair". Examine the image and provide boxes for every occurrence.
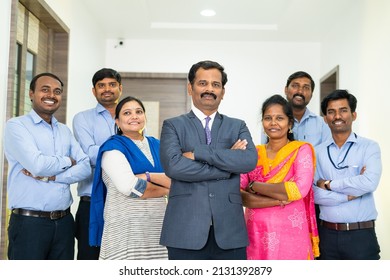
[188,60,228,88]
[321,89,357,115]
[92,68,121,87]
[286,71,315,91]
[30,73,64,91]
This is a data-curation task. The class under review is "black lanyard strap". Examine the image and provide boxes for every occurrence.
[327,141,354,170]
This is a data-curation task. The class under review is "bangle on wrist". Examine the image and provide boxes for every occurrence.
[249,181,256,193]
[145,171,151,182]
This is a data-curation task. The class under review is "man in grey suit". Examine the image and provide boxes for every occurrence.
[159,60,258,260]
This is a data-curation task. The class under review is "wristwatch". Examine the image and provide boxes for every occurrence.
[324,180,332,191]
[40,176,49,182]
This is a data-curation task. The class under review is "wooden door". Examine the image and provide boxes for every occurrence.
[120,73,189,138]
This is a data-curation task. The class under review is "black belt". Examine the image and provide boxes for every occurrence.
[80,196,91,202]
[12,207,71,220]
[320,220,375,231]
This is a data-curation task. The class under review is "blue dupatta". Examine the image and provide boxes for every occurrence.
[89,135,163,246]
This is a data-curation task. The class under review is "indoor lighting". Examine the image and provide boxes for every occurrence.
[200,9,216,17]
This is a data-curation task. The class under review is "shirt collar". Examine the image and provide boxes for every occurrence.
[30,109,58,126]
[328,132,358,148]
[96,103,108,114]
[295,108,317,123]
[192,106,217,122]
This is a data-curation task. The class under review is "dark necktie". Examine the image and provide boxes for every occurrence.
[205,116,211,145]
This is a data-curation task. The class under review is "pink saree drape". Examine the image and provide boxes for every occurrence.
[240,141,319,260]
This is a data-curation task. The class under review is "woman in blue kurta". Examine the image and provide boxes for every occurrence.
[90,96,170,260]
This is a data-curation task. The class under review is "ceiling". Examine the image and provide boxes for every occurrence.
[81,0,356,42]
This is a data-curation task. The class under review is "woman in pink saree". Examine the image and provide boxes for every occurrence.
[241,94,319,260]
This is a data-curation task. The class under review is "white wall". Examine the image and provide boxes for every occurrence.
[1,0,388,260]
[106,39,321,144]
[44,0,107,124]
[321,0,390,259]
[104,5,390,258]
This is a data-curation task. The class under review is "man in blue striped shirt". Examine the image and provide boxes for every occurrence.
[314,89,381,259]
[72,68,122,259]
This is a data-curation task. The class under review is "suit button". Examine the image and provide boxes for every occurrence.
[209,193,215,198]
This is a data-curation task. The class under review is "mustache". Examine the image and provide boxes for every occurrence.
[200,92,217,99]
[293,93,305,101]
[332,119,345,124]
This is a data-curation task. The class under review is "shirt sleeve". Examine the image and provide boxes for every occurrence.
[330,141,382,196]
[72,112,100,167]
[101,150,146,197]
[4,118,72,176]
[54,133,92,184]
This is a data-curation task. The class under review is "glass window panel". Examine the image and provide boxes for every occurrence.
[13,43,22,117]
[24,51,35,114]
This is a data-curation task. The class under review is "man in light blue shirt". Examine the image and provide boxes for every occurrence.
[262,71,331,146]
[284,71,330,147]
[314,89,381,259]
[4,73,91,259]
[72,68,122,259]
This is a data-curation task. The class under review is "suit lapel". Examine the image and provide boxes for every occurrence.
[210,112,222,144]
[188,110,209,145]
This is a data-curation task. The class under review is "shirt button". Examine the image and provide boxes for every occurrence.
[209,193,215,198]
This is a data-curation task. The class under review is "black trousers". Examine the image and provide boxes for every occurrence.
[8,212,75,260]
[317,224,381,260]
[75,199,100,260]
[167,225,247,260]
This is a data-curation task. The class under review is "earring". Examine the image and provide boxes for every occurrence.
[289,128,293,134]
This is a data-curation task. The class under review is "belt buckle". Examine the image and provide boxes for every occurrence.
[346,223,350,231]
[50,211,60,220]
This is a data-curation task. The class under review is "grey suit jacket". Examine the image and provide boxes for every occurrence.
[159,111,257,250]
